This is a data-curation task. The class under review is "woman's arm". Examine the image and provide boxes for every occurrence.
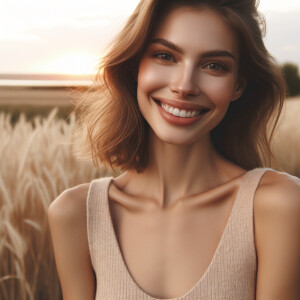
[48,184,96,300]
[254,171,300,300]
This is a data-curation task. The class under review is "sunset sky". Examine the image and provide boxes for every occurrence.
[1,0,300,75]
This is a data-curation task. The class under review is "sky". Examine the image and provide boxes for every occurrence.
[1,0,300,75]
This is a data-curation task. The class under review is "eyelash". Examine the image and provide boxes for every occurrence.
[153,51,176,62]
[152,51,228,72]
[204,62,228,72]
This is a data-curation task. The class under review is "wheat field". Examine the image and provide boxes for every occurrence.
[0,98,299,300]
[0,109,113,300]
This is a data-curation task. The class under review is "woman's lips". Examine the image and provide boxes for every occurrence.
[153,97,210,111]
[155,100,209,126]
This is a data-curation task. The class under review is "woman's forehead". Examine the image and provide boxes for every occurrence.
[151,6,238,56]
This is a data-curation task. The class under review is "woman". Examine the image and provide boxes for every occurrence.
[48,0,300,299]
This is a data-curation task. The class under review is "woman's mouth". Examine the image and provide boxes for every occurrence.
[160,103,203,118]
[153,98,210,126]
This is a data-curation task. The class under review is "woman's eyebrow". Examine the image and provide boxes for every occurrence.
[201,50,236,61]
[150,38,184,54]
[150,38,236,61]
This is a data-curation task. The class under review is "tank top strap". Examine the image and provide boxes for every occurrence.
[87,177,146,299]
[86,177,114,268]
[231,167,271,222]
[212,167,271,267]
[192,168,271,300]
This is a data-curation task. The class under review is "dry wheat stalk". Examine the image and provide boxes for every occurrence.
[0,109,112,300]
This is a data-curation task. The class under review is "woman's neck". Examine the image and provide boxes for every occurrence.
[126,131,238,209]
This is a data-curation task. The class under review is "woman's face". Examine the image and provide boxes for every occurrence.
[137,6,243,145]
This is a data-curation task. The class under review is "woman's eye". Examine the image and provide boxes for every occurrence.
[205,62,227,71]
[154,52,176,62]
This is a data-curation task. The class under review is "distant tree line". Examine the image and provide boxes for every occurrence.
[281,63,300,97]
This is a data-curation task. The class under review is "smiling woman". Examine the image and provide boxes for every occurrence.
[48,1,300,300]
[137,7,242,144]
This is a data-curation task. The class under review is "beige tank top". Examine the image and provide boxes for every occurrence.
[87,168,269,300]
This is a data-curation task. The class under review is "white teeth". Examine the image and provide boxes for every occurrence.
[173,108,180,116]
[161,103,203,118]
[179,110,187,117]
[168,106,174,114]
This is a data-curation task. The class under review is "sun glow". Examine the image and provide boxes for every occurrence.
[41,53,98,75]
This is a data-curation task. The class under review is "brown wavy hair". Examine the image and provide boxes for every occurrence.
[73,0,285,173]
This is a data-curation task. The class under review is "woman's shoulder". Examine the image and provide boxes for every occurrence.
[255,169,300,211]
[47,183,97,299]
[253,170,300,298]
[48,183,91,223]
[253,169,300,222]
[253,168,300,254]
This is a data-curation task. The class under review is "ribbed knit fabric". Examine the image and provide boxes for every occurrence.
[87,168,269,300]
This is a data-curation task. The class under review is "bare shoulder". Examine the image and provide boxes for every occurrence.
[48,183,90,221]
[48,183,96,300]
[254,170,300,300]
[254,169,300,216]
[255,170,300,204]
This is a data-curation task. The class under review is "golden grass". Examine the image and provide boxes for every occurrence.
[0,98,299,299]
[0,109,113,300]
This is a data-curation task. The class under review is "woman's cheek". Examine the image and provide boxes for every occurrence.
[200,74,236,106]
[138,60,174,95]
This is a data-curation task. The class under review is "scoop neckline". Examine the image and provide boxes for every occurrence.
[104,169,252,300]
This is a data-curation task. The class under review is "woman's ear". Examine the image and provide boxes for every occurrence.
[231,79,247,102]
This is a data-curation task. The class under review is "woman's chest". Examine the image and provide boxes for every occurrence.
[108,193,236,299]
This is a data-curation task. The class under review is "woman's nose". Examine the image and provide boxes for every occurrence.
[169,65,200,97]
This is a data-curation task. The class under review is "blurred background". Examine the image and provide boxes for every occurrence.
[0,0,300,299]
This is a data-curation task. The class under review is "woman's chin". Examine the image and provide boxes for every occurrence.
[151,130,201,146]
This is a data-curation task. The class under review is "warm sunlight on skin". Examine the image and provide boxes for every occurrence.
[41,53,98,75]
[137,7,242,146]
